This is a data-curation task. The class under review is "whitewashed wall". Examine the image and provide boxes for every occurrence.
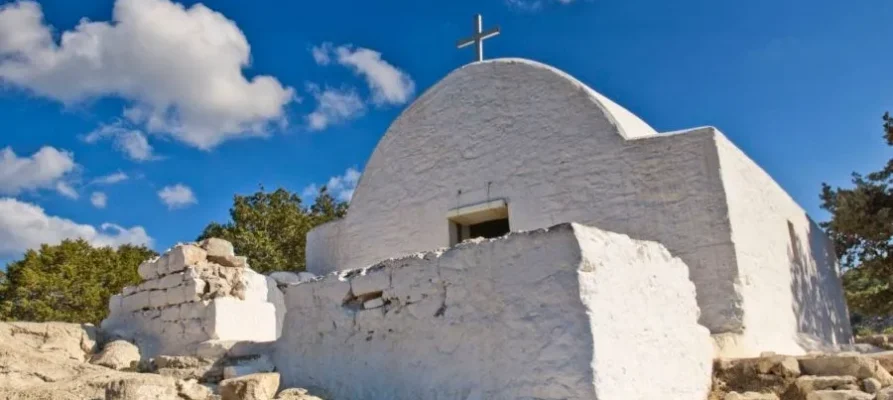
[307,59,742,334]
[714,133,852,356]
[305,58,850,354]
[278,224,713,400]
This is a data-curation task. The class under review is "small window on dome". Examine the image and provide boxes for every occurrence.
[447,199,510,246]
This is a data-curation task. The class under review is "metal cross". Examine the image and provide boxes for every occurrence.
[456,14,500,62]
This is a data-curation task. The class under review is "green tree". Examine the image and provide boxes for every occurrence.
[821,112,893,318]
[0,240,156,324]
[198,186,347,273]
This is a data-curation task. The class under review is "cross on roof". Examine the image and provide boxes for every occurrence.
[456,14,500,63]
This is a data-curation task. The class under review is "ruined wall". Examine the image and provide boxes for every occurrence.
[277,223,713,400]
[714,132,853,356]
[101,239,281,357]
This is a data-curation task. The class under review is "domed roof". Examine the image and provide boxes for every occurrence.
[461,58,658,139]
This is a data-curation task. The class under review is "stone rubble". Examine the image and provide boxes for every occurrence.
[0,321,329,400]
[218,372,280,400]
[713,352,893,400]
[101,239,281,357]
[90,339,141,371]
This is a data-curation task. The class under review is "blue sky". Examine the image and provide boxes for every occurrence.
[0,0,890,265]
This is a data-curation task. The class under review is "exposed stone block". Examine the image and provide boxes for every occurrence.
[148,290,166,309]
[350,269,390,296]
[363,297,384,309]
[199,238,235,258]
[179,302,209,320]
[158,272,185,290]
[160,306,179,322]
[219,373,280,400]
[137,259,157,280]
[805,390,874,400]
[210,254,248,269]
[800,355,893,386]
[166,245,207,275]
[315,279,350,304]
[123,291,149,313]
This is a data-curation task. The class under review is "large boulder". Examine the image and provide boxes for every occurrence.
[219,372,280,400]
[92,340,141,371]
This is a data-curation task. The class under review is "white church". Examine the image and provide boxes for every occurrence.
[103,17,857,399]
[304,32,852,358]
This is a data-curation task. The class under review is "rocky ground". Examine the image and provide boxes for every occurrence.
[7,319,893,399]
[0,321,325,400]
[712,349,893,400]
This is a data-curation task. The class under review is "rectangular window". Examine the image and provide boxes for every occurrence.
[447,199,510,246]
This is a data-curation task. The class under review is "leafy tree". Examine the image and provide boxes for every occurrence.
[821,112,893,318]
[0,240,156,324]
[198,186,347,273]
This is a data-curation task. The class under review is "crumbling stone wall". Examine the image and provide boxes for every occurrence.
[102,239,281,358]
[276,223,714,400]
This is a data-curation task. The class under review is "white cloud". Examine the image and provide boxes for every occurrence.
[84,122,157,162]
[0,146,78,198]
[312,43,415,106]
[91,171,129,185]
[55,182,79,199]
[0,0,295,150]
[302,168,361,203]
[0,197,152,256]
[305,84,366,131]
[90,192,107,208]
[158,184,196,209]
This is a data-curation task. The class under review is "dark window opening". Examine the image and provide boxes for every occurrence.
[469,218,510,240]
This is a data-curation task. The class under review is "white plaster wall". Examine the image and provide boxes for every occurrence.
[306,219,342,276]
[277,223,712,400]
[306,59,743,334]
[713,132,853,356]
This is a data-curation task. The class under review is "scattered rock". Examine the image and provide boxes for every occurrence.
[152,355,223,383]
[177,379,214,400]
[800,355,893,386]
[200,238,235,259]
[805,390,874,400]
[268,272,302,286]
[877,386,893,400]
[223,354,275,380]
[867,351,893,374]
[91,340,141,371]
[219,372,280,400]
[862,377,882,393]
[276,387,326,400]
[211,255,249,269]
[724,392,779,400]
[104,376,180,400]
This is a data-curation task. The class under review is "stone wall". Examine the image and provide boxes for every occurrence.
[101,239,282,358]
[276,223,713,400]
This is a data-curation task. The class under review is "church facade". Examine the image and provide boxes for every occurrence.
[305,58,852,356]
